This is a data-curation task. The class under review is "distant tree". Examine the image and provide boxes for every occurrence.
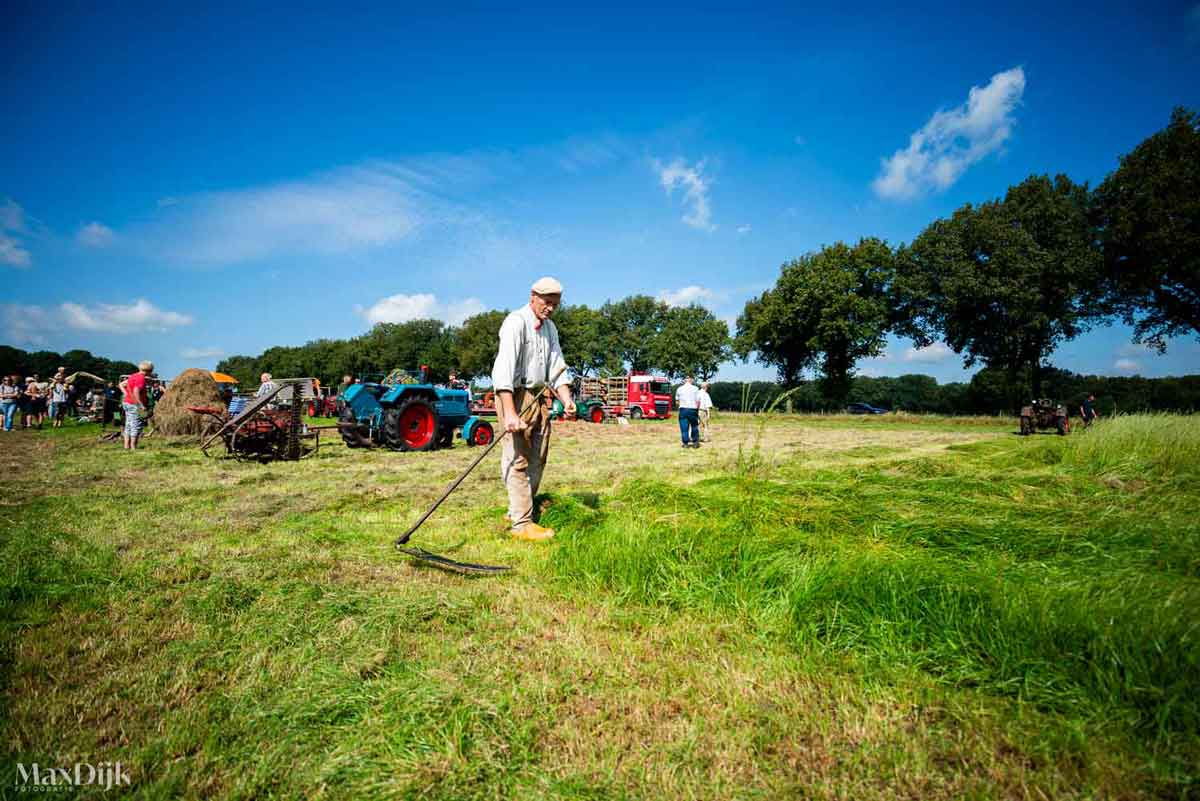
[602,295,668,373]
[553,304,621,377]
[1093,107,1200,350]
[736,238,894,404]
[652,305,731,380]
[894,175,1103,404]
[216,355,259,386]
[454,310,508,380]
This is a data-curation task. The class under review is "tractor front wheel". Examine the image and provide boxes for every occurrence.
[589,405,605,424]
[469,420,494,446]
[339,405,369,448]
[384,398,439,452]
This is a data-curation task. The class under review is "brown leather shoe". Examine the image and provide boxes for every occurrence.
[511,522,555,541]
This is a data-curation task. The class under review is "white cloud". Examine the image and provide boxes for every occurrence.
[181,347,226,360]
[0,304,53,346]
[658,285,719,308]
[873,66,1026,200]
[358,293,486,326]
[60,299,193,333]
[0,199,31,268]
[902,342,954,363]
[136,164,437,265]
[656,158,716,231]
[1115,342,1155,358]
[77,221,116,248]
[1113,358,1141,373]
[736,224,752,235]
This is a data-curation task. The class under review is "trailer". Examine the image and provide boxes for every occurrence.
[577,373,672,419]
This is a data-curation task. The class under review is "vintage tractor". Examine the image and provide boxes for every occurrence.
[338,368,494,450]
[1019,399,1070,436]
[551,396,606,423]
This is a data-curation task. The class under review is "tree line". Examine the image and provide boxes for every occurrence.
[0,345,137,383]
[738,107,1199,408]
[216,296,732,388]
[705,368,1200,416]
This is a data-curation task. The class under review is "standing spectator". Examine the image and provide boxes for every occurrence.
[119,361,153,450]
[26,376,45,429]
[697,381,714,442]
[17,378,32,429]
[49,375,69,428]
[675,375,701,449]
[1,375,18,431]
[1080,394,1100,427]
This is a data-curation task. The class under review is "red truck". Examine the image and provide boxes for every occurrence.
[579,372,673,419]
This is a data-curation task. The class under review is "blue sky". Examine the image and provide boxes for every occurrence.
[3,2,1199,382]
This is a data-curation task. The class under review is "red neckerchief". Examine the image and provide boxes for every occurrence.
[530,304,542,331]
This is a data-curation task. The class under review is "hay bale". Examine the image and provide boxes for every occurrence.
[156,368,226,438]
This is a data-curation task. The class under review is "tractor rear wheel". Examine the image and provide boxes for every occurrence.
[589,405,605,424]
[339,405,369,448]
[385,397,438,452]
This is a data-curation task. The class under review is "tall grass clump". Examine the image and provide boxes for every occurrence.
[545,413,1200,741]
[1051,413,1200,480]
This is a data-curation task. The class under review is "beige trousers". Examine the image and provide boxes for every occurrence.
[698,409,711,441]
[500,388,552,528]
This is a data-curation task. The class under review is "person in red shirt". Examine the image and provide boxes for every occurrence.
[118,360,153,450]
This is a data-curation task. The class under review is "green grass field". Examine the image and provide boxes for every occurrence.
[2,412,1197,799]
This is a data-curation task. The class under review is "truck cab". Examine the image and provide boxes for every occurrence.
[626,373,672,419]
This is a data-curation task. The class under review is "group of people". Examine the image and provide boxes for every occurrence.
[1,368,83,431]
[674,376,714,448]
[0,362,160,449]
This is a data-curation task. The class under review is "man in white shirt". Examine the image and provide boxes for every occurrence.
[698,381,713,442]
[675,375,701,448]
[491,276,576,541]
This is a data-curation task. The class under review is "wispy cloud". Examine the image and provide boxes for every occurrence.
[60,299,193,333]
[1113,358,1141,373]
[658,285,721,308]
[655,158,716,231]
[181,346,226,360]
[357,293,486,326]
[902,342,954,363]
[1,298,191,344]
[1,199,32,268]
[77,221,116,248]
[873,66,1026,200]
[736,224,752,235]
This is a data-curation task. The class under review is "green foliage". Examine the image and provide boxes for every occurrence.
[454,309,509,380]
[1093,106,1200,350]
[895,175,1103,401]
[553,304,622,376]
[650,305,731,380]
[0,345,137,381]
[736,238,893,402]
[601,295,668,372]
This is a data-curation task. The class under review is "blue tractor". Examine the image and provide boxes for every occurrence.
[338,368,494,451]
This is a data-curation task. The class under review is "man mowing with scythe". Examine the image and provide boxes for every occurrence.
[492,276,576,541]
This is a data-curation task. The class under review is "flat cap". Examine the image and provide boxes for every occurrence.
[531,276,563,295]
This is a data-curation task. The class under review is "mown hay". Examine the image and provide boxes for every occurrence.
[156,369,226,438]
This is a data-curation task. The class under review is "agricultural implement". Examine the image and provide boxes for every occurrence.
[1019,399,1070,436]
[191,378,320,461]
[338,368,494,451]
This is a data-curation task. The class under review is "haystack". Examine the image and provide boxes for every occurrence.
[156,368,226,438]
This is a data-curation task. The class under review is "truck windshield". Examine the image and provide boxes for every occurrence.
[650,381,671,394]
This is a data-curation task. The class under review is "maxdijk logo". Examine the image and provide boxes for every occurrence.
[14,762,131,792]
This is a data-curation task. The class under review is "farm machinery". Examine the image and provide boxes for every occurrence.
[191,378,320,462]
[1019,398,1070,436]
[338,368,494,451]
